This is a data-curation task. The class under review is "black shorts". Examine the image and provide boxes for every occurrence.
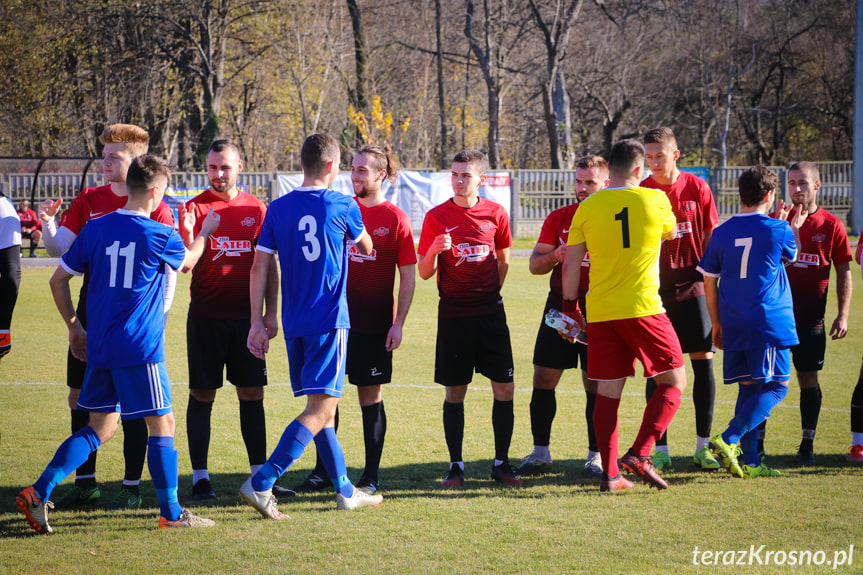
[791,321,826,372]
[532,296,586,371]
[664,295,713,354]
[187,316,267,389]
[435,308,515,386]
[346,331,392,386]
[67,289,88,389]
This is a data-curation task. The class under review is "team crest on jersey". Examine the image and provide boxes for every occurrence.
[452,243,490,265]
[811,233,826,242]
[795,253,820,266]
[348,244,377,262]
[210,236,252,259]
[241,217,256,227]
[373,226,390,237]
[478,221,494,232]
[684,201,697,211]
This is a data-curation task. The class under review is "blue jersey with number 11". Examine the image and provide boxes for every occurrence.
[60,210,186,368]
[697,212,798,351]
[257,187,366,339]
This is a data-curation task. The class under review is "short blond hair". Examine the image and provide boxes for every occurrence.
[99,124,149,157]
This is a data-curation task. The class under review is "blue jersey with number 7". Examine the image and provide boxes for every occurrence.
[256,187,366,339]
[60,210,186,368]
[697,212,798,351]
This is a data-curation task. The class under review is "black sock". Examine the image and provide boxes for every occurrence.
[361,401,387,480]
[72,409,97,484]
[239,398,267,467]
[585,390,598,452]
[800,385,822,441]
[646,378,668,446]
[443,401,464,463]
[529,388,556,446]
[313,407,338,475]
[492,399,514,464]
[121,418,148,483]
[852,376,863,433]
[691,358,716,438]
[186,395,213,471]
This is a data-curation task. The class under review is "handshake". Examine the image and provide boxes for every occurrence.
[545,309,587,345]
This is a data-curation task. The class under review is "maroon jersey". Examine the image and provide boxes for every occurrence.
[63,184,174,234]
[537,202,590,310]
[642,171,719,303]
[781,207,852,327]
[17,208,41,232]
[347,199,416,334]
[418,197,512,317]
[179,189,265,319]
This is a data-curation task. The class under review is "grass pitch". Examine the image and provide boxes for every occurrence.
[1,259,862,574]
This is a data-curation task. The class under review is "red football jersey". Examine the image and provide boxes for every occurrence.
[63,184,174,235]
[642,172,719,303]
[347,199,417,334]
[179,189,265,319]
[537,202,590,309]
[418,197,512,318]
[781,207,852,327]
[18,208,41,231]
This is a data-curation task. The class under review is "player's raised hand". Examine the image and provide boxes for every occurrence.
[247,321,270,360]
[180,204,196,237]
[69,323,87,362]
[553,244,567,264]
[200,206,220,236]
[432,233,452,255]
[775,199,792,220]
[39,198,63,222]
[385,323,403,351]
[789,204,808,231]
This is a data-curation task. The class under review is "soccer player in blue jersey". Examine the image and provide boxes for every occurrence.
[697,165,805,478]
[240,134,383,519]
[16,155,220,534]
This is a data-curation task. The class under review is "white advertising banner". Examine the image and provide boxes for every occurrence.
[277,171,512,232]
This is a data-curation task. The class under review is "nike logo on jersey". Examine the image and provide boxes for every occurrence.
[793,253,821,266]
[452,243,490,265]
[445,226,459,233]
[209,236,252,260]
[89,211,103,218]
[348,244,377,262]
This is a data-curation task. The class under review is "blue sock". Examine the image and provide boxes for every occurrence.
[252,420,314,492]
[739,427,761,466]
[314,427,354,498]
[723,381,788,446]
[148,436,182,522]
[33,426,102,501]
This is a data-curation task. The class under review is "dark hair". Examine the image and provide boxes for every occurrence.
[126,154,173,196]
[576,154,608,170]
[208,138,241,157]
[787,161,820,182]
[452,149,488,174]
[607,139,645,177]
[643,127,677,148]
[357,144,399,183]
[738,165,779,207]
[301,134,341,176]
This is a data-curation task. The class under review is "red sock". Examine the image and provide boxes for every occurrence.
[632,384,682,457]
[593,394,621,477]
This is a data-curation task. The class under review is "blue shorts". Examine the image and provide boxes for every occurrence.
[77,362,173,420]
[286,329,347,397]
[723,347,791,385]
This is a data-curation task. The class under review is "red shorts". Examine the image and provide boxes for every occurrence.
[586,314,683,381]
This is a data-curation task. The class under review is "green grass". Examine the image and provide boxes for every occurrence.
[2,260,863,574]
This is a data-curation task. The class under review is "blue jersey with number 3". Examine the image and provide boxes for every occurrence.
[60,210,186,368]
[257,187,366,338]
[697,212,798,351]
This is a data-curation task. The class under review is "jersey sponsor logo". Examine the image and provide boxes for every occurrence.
[348,244,377,262]
[811,233,826,242]
[452,242,491,265]
[241,217,256,227]
[677,221,693,234]
[210,236,252,260]
[484,174,509,186]
[445,226,459,233]
[89,211,103,218]
[794,252,820,266]
[373,226,390,237]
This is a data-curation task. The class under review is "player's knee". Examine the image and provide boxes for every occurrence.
[237,386,264,401]
[533,366,562,390]
[491,381,515,401]
[146,413,176,437]
[190,388,217,403]
[357,385,382,406]
[68,389,81,410]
